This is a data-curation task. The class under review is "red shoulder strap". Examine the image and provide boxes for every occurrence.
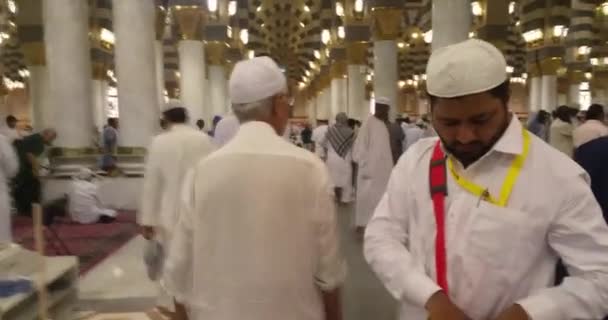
[429,141,449,294]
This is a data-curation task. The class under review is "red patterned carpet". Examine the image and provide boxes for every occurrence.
[11,211,139,275]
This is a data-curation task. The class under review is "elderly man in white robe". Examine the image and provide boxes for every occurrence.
[68,168,117,224]
[138,106,215,311]
[321,112,355,204]
[352,97,393,233]
[164,56,346,320]
[365,39,608,320]
[0,134,18,242]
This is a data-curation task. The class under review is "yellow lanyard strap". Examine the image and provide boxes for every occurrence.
[447,129,531,207]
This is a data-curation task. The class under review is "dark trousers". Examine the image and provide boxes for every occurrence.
[12,172,41,216]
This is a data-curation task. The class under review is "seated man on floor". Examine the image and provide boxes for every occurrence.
[68,168,117,224]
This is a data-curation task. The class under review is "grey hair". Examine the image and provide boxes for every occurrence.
[232,97,274,123]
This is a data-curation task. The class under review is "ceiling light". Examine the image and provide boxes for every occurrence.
[321,29,331,44]
[325,48,330,57]
[604,57,608,64]
[261,23,265,28]
[314,50,321,59]
[226,26,233,38]
[398,80,406,88]
[580,82,590,90]
[304,5,310,12]
[248,50,255,59]
[553,25,567,37]
[354,0,364,13]
[337,26,345,39]
[506,65,514,73]
[398,42,405,49]
[469,31,476,38]
[100,28,115,45]
[508,1,515,14]
[523,29,543,43]
[602,2,608,15]
[590,58,599,65]
[585,72,593,79]
[423,30,433,44]
[578,45,591,55]
[256,6,262,12]
[309,61,317,69]
[335,2,344,17]
[7,0,16,14]
[299,82,306,89]
[228,1,237,16]
[366,74,372,82]
[207,0,218,12]
[406,79,414,86]
[515,20,520,27]
[240,29,249,44]
[300,22,306,28]
[522,73,528,79]
[411,32,419,39]
[471,1,483,16]
[175,71,181,78]
[305,69,311,77]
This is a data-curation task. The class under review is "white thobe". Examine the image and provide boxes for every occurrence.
[164,121,347,320]
[0,135,18,242]
[213,115,240,147]
[573,119,608,148]
[549,118,574,157]
[324,145,354,203]
[311,124,328,158]
[139,124,215,273]
[352,116,393,227]
[364,117,608,320]
[0,127,21,143]
[68,180,116,224]
[404,126,424,151]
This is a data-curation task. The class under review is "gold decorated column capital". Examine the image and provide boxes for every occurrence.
[156,6,168,40]
[173,5,206,41]
[92,61,109,80]
[527,63,541,78]
[206,41,226,65]
[347,41,368,65]
[330,60,347,79]
[540,57,562,76]
[21,42,46,66]
[371,7,402,41]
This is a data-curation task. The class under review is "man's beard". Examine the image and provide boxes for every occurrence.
[441,115,511,168]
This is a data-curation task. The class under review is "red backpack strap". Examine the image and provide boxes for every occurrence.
[429,141,449,294]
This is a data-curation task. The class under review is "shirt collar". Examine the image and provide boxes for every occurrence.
[491,114,524,155]
[237,121,277,137]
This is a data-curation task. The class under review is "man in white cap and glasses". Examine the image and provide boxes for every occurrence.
[164,56,346,320]
[352,97,394,234]
[364,38,608,320]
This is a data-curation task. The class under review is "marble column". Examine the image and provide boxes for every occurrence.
[178,40,206,122]
[371,7,402,120]
[568,83,580,108]
[113,0,160,148]
[27,65,51,130]
[529,77,542,112]
[431,0,471,51]
[91,79,108,130]
[155,7,167,109]
[43,0,93,148]
[208,64,227,117]
[330,59,347,120]
[541,75,558,111]
[347,42,368,121]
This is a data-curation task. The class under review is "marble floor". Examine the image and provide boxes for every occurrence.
[76,205,397,319]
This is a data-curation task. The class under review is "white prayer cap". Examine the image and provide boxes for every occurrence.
[375,97,392,107]
[229,56,287,104]
[426,39,507,98]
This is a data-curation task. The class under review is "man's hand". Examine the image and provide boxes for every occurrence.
[141,226,156,240]
[426,291,472,320]
[494,304,530,320]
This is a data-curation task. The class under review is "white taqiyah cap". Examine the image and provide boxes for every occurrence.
[426,39,507,98]
[229,56,287,104]
[375,96,392,107]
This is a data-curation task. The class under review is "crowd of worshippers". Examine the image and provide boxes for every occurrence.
[135,39,608,320]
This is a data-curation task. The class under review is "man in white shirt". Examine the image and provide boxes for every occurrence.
[365,39,608,320]
[0,134,18,242]
[1,115,21,142]
[138,106,215,310]
[573,104,608,148]
[352,98,393,232]
[164,56,346,320]
[212,114,240,147]
[312,120,329,158]
[68,168,116,224]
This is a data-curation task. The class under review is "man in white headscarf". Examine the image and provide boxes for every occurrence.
[68,168,117,224]
[365,39,608,320]
[0,134,18,242]
[352,97,393,233]
[321,112,355,204]
[165,56,346,320]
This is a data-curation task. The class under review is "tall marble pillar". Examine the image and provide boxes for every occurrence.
[43,0,93,147]
[529,77,542,112]
[155,7,167,109]
[91,78,108,130]
[371,7,402,120]
[432,0,471,51]
[174,6,206,124]
[568,83,580,108]
[347,42,368,121]
[207,42,229,117]
[113,0,160,147]
[330,58,347,120]
[27,65,51,130]
[541,75,557,111]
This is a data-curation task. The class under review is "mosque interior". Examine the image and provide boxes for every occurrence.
[0,0,608,318]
